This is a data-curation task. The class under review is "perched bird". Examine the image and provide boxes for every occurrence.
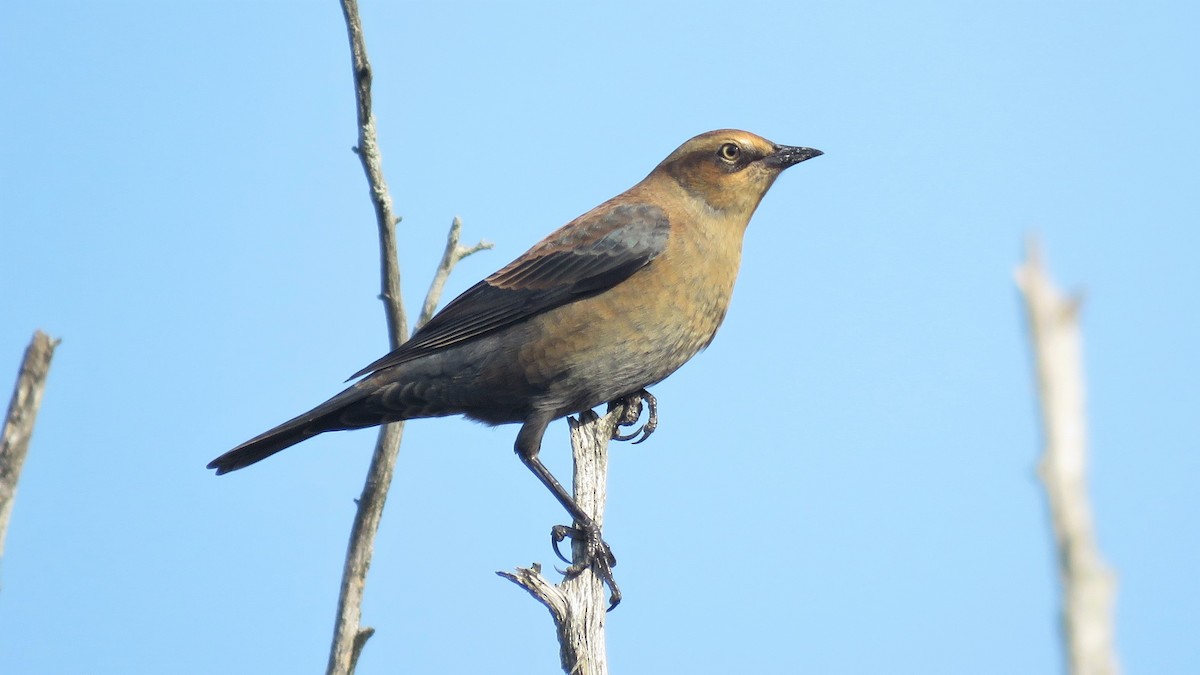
[209,129,821,606]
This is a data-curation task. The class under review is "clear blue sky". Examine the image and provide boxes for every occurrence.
[2,2,1197,673]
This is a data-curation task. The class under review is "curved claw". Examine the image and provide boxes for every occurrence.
[611,389,659,445]
[550,522,622,610]
[629,411,658,445]
[612,426,644,442]
[569,550,622,610]
[550,524,575,565]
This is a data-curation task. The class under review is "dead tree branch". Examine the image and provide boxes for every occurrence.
[1016,238,1121,675]
[499,408,621,675]
[418,216,493,328]
[1,330,59,568]
[328,2,488,673]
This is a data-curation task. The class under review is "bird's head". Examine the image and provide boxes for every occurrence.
[653,129,821,216]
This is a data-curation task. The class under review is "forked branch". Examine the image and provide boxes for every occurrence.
[328,2,488,673]
[499,408,622,675]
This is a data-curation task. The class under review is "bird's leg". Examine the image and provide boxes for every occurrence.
[610,388,658,444]
[515,418,622,609]
[524,456,622,609]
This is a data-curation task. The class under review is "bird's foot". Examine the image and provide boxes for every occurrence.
[609,389,658,444]
[550,523,622,610]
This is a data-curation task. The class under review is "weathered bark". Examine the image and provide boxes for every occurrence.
[1,331,59,568]
[327,3,489,674]
[500,408,621,675]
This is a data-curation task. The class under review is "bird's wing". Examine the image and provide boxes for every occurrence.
[347,202,670,379]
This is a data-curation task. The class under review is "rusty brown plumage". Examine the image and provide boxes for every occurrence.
[207,129,821,606]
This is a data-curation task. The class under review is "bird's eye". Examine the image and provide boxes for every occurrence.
[718,143,741,163]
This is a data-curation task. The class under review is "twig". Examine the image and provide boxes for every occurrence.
[499,409,617,675]
[418,216,493,328]
[1,330,59,567]
[1016,238,1120,675]
[329,3,489,673]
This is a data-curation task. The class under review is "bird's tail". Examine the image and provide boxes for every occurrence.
[207,384,377,475]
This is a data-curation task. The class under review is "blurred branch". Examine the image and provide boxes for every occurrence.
[329,2,489,673]
[499,409,618,675]
[1016,238,1120,675]
[1,330,59,568]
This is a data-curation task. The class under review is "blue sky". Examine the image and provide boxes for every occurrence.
[2,1,1197,673]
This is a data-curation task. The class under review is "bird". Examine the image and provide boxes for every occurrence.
[208,129,821,607]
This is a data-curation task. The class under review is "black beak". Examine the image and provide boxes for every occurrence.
[764,145,823,169]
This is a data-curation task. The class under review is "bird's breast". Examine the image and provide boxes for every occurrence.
[517,213,745,414]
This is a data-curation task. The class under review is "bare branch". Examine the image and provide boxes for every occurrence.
[330,216,487,673]
[1,330,59,567]
[340,0,406,348]
[328,421,404,675]
[1016,237,1121,675]
[328,1,406,673]
[418,216,493,328]
[500,409,617,675]
[329,4,491,673]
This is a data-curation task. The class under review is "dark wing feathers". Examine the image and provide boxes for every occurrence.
[347,203,670,380]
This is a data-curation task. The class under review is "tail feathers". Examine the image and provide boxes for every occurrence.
[208,385,376,475]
